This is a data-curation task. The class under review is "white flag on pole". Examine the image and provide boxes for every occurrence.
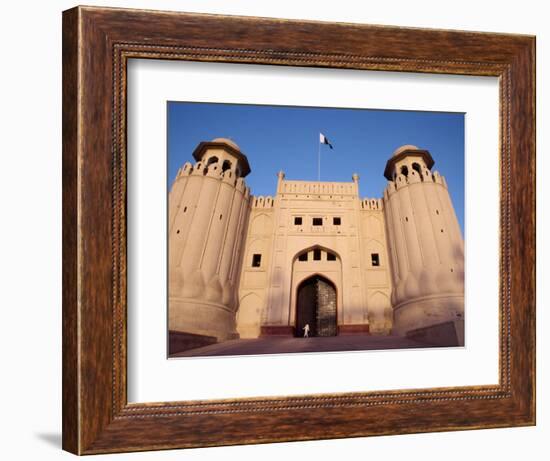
[319,133,333,149]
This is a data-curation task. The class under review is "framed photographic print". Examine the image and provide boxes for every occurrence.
[164,101,466,359]
[62,5,535,454]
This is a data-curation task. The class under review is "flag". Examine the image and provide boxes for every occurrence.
[320,133,333,149]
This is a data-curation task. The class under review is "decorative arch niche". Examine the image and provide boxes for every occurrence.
[236,293,263,338]
[290,245,343,329]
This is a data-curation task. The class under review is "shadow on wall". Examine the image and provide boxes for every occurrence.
[35,433,62,448]
[236,292,262,338]
[263,264,285,330]
[453,242,465,280]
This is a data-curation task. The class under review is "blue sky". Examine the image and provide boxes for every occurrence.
[167,102,464,233]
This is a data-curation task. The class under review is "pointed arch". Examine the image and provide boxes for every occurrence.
[222,159,232,172]
[293,244,341,263]
[412,162,423,179]
[364,237,385,249]
[236,292,263,338]
[295,274,337,337]
[293,271,339,291]
[205,156,219,166]
[364,214,383,236]
[250,213,272,235]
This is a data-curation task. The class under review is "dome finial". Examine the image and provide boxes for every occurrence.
[211,137,240,151]
[392,144,420,157]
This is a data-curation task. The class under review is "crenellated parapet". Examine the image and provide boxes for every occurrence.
[252,195,275,208]
[174,161,193,179]
[279,179,356,196]
[385,169,447,197]
[176,158,250,186]
[235,177,247,193]
[360,198,383,210]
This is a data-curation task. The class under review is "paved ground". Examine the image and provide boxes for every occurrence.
[170,334,436,357]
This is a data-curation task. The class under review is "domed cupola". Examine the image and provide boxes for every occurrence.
[383,144,435,181]
[191,137,251,178]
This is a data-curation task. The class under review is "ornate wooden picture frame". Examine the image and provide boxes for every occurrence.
[62,5,535,455]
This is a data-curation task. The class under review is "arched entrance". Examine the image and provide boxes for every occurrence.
[295,275,337,337]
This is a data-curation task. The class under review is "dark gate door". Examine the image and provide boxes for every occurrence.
[317,277,337,336]
[296,275,337,337]
[296,277,317,337]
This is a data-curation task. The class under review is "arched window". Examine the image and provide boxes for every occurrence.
[206,156,218,166]
[297,248,338,263]
[222,160,232,172]
[412,162,423,180]
[400,165,409,176]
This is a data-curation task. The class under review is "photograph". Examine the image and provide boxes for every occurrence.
[167,102,465,357]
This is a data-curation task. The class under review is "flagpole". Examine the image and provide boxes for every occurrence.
[317,139,321,181]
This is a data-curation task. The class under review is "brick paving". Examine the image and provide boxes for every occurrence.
[170,334,439,357]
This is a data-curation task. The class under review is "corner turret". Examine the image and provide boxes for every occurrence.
[382,145,464,345]
[168,138,252,345]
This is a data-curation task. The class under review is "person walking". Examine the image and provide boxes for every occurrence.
[303,323,310,338]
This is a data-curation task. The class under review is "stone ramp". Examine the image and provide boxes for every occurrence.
[170,334,443,358]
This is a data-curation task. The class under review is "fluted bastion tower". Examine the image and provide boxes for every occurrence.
[168,138,252,344]
[383,145,464,342]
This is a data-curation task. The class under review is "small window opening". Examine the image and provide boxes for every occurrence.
[441,229,444,233]
[294,216,303,225]
[400,165,409,176]
[176,229,180,234]
[333,217,341,226]
[206,156,218,166]
[313,249,321,261]
[252,254,262,267]
[298,252,308,262]
[222,160,232,172]
[371,253,380,266]
[405,217,409,222]
[183,206,187,213]
[327,252,337,261]
[313,217,323,226]
[436,209,439,215]
[412,162,422,179]
[219,214,223,220]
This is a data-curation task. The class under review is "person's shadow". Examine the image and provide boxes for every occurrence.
[36,432,62,448]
